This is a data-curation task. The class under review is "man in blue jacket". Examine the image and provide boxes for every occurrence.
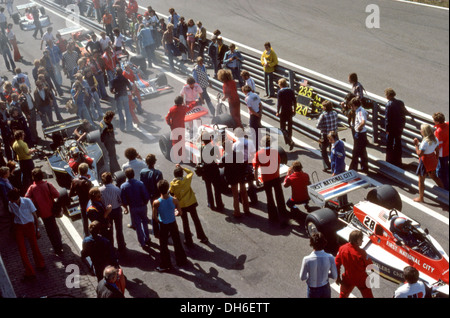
[120,167,151,250]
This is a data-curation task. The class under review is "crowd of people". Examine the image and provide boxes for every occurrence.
[0,1,448,299]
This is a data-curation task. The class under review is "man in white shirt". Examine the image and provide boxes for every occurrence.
[394,266,428,298]
[300,232,338,298]
[41,27,55,50]
[349,98,369,173]
[99,31,112,51]
[242,85,262,149]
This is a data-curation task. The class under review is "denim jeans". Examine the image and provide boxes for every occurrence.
[109,207,126,250]
[114,95,133,131]
[201,87,215,115]
[95,73,108,99]
[88,91,104,120]
[39,104,54,127]
[77,101,94,125]
[437,156,449,190]
[349,131,368,171]
[144,44,155,67]
[130,206,150,247]
[2,49,15,70]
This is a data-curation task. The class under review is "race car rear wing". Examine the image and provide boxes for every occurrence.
[307,170,371,207]
[43,117,83,139]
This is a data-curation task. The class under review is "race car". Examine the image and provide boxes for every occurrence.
[304,170,449,297]
[43,118,106,218]
[120,59,173,99]
[159,108,289,191]
[12,3,51,31]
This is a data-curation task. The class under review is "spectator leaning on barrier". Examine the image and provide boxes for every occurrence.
[432,112,449,190]
[316,100,338,172]
[348,73,364,100]
[384,88,408,168]
[299,232,338,298]
[260,42,278,98]
[413,124,444,202]
[276,78,297,151]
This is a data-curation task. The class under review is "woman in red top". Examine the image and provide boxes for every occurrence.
[218,69,242,128]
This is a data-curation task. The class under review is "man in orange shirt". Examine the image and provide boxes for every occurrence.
[103,9,114,42]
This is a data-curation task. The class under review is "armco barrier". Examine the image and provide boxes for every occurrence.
[37,0,448,206]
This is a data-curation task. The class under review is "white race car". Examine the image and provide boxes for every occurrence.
[159,108,289,191]
[305,170,449,297]
[13,3,51,31]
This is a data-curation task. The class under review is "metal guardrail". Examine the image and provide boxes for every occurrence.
[37,0,448,206]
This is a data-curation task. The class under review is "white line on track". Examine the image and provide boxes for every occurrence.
[393,0,449,10]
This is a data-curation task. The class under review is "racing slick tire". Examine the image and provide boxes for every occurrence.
[12,13,20,25]
[159,133,173,161]
[114,170,127,188]
[366,185,402,212]
[305,208,338,242]
[57,188,71,216]
[86,130,102,144]
[211,113,236,129]
[130,55,147,72]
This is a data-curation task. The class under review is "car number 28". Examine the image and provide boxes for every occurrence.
[363,216,376,231]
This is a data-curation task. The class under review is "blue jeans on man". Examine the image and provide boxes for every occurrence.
[437,156,449,190]
[2,48,15,71]
[130,205,150,248]
[114,95,133,131]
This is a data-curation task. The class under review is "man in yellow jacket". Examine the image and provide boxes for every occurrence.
[260,42,278,98]
[169,164,208,246]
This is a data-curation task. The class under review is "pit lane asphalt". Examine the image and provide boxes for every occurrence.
[2,0,448,299]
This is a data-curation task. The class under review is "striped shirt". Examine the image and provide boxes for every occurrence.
[299,250,338,288]
[316,110,338,135]
[99,183,122,209]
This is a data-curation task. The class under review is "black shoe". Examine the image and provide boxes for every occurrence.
[156,266,171,272]
[200,237,209,244]
[289,142,294,151]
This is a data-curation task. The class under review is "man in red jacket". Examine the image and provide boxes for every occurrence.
[335,230,374,298]
[253,135,287,226]
[166,95,188,148]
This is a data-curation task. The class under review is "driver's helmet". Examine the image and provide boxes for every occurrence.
[392,217,409,234]
[70,146,80,157]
